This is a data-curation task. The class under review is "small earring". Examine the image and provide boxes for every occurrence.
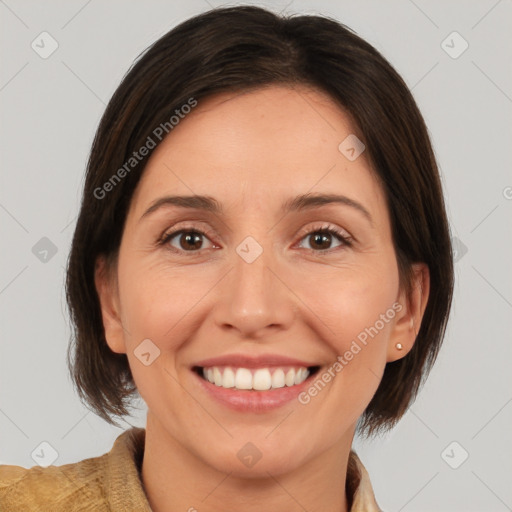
[396,343,403,350]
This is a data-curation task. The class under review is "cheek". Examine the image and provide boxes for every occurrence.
[301,255,400,417]
[297,273,398,428]
[116,260,199,410]
[117,256,200,342]
[116,258,221,402]
[306,262,399,352]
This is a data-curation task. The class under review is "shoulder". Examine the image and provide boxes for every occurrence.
[0,427,148,512]
[0,452,110,512]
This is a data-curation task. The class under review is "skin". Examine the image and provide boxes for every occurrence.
[95,85,430,512]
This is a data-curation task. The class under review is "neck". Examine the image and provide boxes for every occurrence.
[141,413,355,512]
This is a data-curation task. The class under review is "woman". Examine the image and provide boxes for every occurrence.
[0,6,453,511]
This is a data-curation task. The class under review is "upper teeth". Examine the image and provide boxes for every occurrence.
[202,366,310,390]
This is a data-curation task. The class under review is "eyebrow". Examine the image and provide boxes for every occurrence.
[140,193,373,225]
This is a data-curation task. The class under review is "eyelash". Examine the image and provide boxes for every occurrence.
[157,223,353,256]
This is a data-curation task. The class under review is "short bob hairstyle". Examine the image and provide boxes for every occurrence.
[65,5,454,436]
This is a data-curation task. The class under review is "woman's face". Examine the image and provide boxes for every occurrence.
[96,85,426,476]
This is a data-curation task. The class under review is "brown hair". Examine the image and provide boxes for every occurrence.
[65,5,454,435]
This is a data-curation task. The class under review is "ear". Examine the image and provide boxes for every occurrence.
[387,263,430,362]
[94,255,127,354]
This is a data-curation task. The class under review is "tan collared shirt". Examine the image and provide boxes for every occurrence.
[0,427,382,511]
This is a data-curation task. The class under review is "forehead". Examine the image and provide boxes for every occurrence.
[128,85,387,225]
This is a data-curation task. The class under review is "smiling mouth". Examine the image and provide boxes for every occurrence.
[193,365,321,391]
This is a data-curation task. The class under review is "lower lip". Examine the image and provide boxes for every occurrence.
[192,369,317,413]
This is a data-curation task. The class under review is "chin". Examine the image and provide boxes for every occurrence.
[195,436,311,478]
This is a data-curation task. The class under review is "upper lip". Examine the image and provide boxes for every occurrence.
[193,353,318,369]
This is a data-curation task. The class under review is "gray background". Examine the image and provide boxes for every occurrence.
[1,0,511,511]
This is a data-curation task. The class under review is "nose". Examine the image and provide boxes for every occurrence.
[213,237,296,339]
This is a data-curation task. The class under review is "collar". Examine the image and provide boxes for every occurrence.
[106,427,381,511]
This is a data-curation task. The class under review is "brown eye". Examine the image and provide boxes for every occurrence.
[178,231,204,251]
[308,232,334,250]
[297,225,352,252]
[162,230,215,252]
